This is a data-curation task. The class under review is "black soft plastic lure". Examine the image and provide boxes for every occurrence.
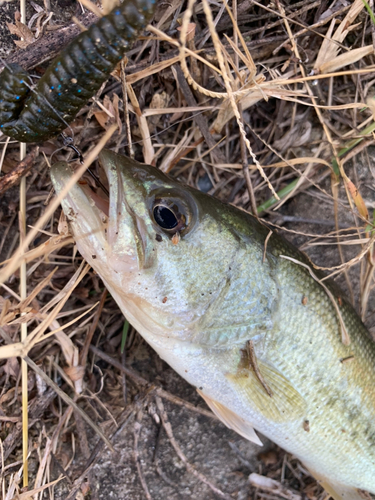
[0,0,155,142]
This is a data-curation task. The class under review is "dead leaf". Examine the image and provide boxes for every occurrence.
[126,56,180,85]
[273,121,312,152]
[64,365,85,382]
[58,209,70,236]
[177,22,196,42]
[0,387,19,405]
[74,287,90,299]
[148,91,170,130]
[319,45,374,74]
[4,357,20,379]
[258,450,278,466]
[7,19,36,49]
[249,473,302,500]
[80,481,91,496]
[94,95,119,131]
[0,299,11,326]
[94,112,111,129]
[314,0,365,72]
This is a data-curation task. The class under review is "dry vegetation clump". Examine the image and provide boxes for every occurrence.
[0,0,375,498]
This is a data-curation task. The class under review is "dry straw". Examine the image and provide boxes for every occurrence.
[1,0,375,496]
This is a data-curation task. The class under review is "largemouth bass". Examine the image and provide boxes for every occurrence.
[51,151,375,500]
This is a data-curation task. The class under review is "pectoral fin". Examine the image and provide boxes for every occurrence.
[227,357,306,422]
[197,389,263,446]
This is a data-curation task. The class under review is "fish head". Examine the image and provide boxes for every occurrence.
[50,150,263,347]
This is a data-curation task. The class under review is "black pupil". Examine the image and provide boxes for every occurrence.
[153,206,178,230]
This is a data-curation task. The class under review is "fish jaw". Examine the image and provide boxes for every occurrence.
[50,161,110,273]
[50,156,156,280]
[50,157,168,340]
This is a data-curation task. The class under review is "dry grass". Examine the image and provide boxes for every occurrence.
[0,0,375,498]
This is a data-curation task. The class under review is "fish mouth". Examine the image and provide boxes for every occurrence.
[50,150,151,273]
[50,161,109,257]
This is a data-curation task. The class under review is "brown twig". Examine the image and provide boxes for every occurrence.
[0,12,97,73]
[74,410,91,459]
[153,425,178,487]
[133,411,152,500]
[2,388,56,461]
[155,396,233,500]
[79,288,107,367]
[86,343,216,420]
[174,64,225,164]
[24,355,114,450]
[120,59,135,159]
[239,105,257,216]
[64,394,148,500]
[249,472,302,500]
[0,147,39,195]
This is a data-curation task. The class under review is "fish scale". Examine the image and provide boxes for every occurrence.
[51,150,375,500]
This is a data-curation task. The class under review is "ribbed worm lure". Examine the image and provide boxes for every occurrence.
[0,0,155,142]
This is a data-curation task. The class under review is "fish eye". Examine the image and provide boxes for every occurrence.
[153,205,178,230]
[152,199,188,234]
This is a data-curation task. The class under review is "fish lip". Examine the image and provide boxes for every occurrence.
[51,151,151,272]
[50,161,107,229]
[50,161,108,260]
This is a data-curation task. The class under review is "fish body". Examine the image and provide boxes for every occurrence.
[51,151,375,499]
